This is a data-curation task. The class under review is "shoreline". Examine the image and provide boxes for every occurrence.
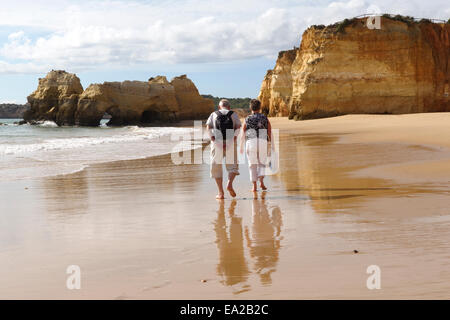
[32,112,450,184]
[7,112,450,183]
[0,120,206,182]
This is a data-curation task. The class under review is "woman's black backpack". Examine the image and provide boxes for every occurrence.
[214,110,234,140]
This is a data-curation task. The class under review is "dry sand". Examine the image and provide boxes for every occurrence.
[0,113,449,299]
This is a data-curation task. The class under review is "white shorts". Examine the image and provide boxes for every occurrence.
[210,140,240,179]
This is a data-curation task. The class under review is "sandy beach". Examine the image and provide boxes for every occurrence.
[1,113,449,299]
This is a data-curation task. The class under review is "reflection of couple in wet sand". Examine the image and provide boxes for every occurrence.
[206,99,274,199]
[214,193,283,289]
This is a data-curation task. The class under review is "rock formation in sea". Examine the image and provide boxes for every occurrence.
[24,70,214,126]
[24,70,84,126]
[259,15,450,120]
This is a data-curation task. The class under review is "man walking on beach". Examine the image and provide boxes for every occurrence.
[206,99,241,199]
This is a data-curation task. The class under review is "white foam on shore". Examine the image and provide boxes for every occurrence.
[0,125,202,181]
[0,126,195,155]
[36,121,58,128]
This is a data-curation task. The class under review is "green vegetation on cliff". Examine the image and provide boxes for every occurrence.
[311,14,449,34]
[383,14,415,24]
[201,95,251,110]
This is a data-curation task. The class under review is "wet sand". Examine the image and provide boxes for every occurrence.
[0,113,449,299]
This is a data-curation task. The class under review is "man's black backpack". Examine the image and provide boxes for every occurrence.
[214,110,234,140]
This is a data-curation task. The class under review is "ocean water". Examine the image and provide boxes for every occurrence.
[0,119,199,180]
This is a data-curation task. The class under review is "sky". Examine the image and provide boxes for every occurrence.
[0,0,449,103]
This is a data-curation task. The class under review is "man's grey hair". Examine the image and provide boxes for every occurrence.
[219,99,230,109]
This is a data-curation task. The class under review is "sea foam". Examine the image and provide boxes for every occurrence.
[0,126,195,155]
[0,125,201,180]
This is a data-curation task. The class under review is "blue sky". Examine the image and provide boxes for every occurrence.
[0,0,448,103]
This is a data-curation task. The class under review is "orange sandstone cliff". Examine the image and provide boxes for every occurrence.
[24,71,214,126]
[259,16,450,120]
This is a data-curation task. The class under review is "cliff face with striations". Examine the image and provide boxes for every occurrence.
[259,17,450,120]
[24,70,83,125]
[170,75,215,121]
[259,49,297,117]
[76,76,180,126]
[24,71,214,126]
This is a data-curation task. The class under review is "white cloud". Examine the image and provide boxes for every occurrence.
[8,31,25,41]
[0,60,48,74]
[0,0,448,74]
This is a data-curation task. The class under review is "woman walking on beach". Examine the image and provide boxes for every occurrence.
[240,99,273,192]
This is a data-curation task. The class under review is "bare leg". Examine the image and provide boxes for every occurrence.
[226,173,237,197]
[215,178,225,199]
[259,176,267,190]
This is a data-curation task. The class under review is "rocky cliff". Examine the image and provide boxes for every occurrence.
[259,16,450,120]
[0,104,29,118]
[24,70,214,126]
[24,70,83,125]
[259,49,297,117]
[171,75,214,121]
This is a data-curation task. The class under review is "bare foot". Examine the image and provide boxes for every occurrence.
[216,193,225,199]
[259,177,267,190]
[252,181,258,193]
[227,186,236,198]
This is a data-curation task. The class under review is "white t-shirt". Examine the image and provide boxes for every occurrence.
[206,109,241,129]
